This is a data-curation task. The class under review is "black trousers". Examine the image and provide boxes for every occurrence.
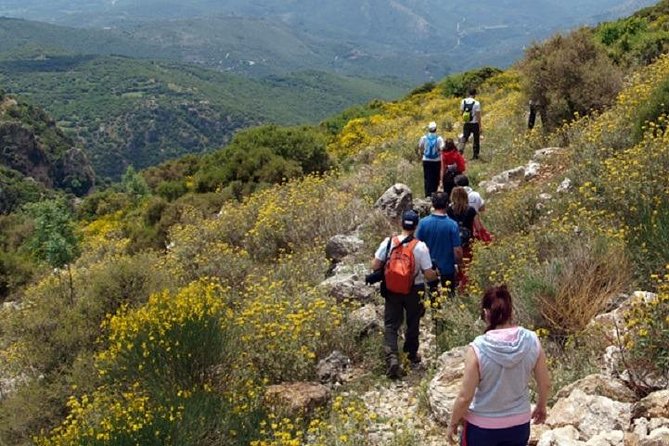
[463,122,480,158]
[383,286,422,360]
[423,161,441,197]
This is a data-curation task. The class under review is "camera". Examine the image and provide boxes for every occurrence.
[365,269,384,285]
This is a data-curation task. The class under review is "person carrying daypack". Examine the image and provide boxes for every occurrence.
[460,88,482,160]
[441,138,467,201]
[418,121,445,198]
[370,210,437,379]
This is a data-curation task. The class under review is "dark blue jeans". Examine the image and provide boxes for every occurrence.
[462,122,480,158]
[461,421,530,446]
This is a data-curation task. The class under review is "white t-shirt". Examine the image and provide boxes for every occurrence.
[464,186,485,212]
[461,97,481,124]
[418,134,445,162]
[375,235,433,285]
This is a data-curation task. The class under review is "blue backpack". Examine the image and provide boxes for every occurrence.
[423,134,440,159]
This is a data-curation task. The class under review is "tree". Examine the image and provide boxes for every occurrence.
[519,29,623,130]
[24,199,80,301]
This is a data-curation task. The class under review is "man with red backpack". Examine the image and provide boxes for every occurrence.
[370,210,437,379]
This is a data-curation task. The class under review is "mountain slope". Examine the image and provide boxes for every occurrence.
[0,53,406,179]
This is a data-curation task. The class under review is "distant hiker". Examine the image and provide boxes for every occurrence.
[441,138,467,201]
[446,285,550,445]
[371,210,437,379]
[527,98,547,130]
[418,121,445,197]
[461,88,482,160]
[416,191,462,299]
[454,174,492,243]
[448,186,481,288]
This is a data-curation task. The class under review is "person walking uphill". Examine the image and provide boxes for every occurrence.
[418,121,445,197]
[371,210,438,379]
[461,88,482,160]
[441,138,467,201]
[446,285,550,445]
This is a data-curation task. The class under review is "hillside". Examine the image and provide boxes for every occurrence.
[1,2,669,446]
[0,52,405,180]
[0,92,94,211]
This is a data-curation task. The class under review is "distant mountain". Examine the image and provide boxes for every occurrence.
[0,0,658,78]
[0,52,406,180]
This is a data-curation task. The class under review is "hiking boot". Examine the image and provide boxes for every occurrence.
[386,356,401,379]
[408,353,422,365]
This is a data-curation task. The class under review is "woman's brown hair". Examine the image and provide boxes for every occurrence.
[481,284,513,332]
[450,186,469,215]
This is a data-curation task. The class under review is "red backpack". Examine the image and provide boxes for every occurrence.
[384,236,419,295]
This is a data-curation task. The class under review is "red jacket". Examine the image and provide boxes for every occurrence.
[441,150,466,174]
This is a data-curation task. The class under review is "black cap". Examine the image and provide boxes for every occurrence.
[402,209,419,230]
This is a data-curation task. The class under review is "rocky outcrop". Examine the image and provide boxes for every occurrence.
[427,346,468,425]
[325,234,364,263]
[544,389,632,441]
[318,272,375,303]
[348,304,383,338]
[265,382,331,414]
[317,351,351,385]
[555,374,637,403]
[374,183,413,220]
[633,390,669,420]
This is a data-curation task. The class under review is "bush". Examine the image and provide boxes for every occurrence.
[440,67,503,98]
[519,29,623,129]
[632,77,669,142]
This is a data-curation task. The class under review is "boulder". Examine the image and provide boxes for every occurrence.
[545,389,632,441]
[533,147,567,161]
[584,430,625,445]
[427,346,468,425]
[265,382,331,414]
[412,197,433,217]
[641,427,669,446]
[633,391,669,420]
[316,351,351,385]
[525,161,541,180]
[555,374,637,403]
[348,304,383,338]
[319,273,375,303]
[374,184,413,220]
[537,425,583,446]
[325,234,364,263]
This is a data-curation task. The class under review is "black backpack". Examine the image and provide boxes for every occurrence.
[458,222,472,248]
[462,100,475,123]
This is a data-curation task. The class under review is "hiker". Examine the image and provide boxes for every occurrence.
[371,210,438,379]
[447,186,480,289]
[446,285,550,445]
[441,138,467,201]
[460,88,482,160]
[418,121,445,197]
[527,98,547,130]
[454,174,492,243]
[416,191,462,298]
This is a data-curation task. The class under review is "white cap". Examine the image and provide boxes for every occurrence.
[428,121,437,132]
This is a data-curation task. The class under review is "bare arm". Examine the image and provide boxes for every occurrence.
[454,246,463,265]
[446,346,479,442]
[532,346,550,424]
[423,267,438,282]
[371,258,383,271]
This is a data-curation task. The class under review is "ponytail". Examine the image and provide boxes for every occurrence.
[481,284,513,332]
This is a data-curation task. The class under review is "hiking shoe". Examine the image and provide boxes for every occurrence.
[386,357,401,379]
[408,353,422,365]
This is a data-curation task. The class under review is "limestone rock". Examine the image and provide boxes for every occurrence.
[525,161,541,180]
[529,424,551,445]
[555,374,637,403]
[319,273,374,303]
[412,197,433,217]
[265,382,331,414]
[533,147,567,161]
[557,178,572,193]
[584,430,625,445]
[374,184,413,220]
[427,346,468,425]
[537,425,583,446]
[349,304,383,337]
[325,234,364,262]
[641,427,669,446]
[633,390,669,420]
[545,389,632,441]
[539,193,553,201]
[316,351,351,385]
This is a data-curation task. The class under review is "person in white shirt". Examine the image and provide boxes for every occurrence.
[461,88,482,160]
[455,174,485,213]
[417,121,445,197]
[371,210,437,378]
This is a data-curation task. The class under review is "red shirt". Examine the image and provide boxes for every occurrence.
[441,150,466,174]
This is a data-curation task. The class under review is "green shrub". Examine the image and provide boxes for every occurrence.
[440,67,503,98]
[632,77,669,142]
[519,29,623,129]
